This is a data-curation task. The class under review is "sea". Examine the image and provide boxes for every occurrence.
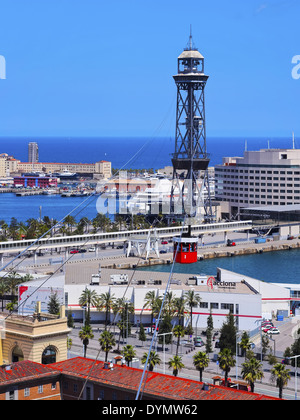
[0,135,300,286]
[0,135,297,224]
[138,249,300,285]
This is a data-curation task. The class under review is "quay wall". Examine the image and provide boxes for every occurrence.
[100,240,300,270]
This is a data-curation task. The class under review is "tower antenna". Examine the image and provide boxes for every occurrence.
[189,25,193,50]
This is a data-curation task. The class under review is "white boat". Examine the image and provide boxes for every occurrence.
[43,189,58,195]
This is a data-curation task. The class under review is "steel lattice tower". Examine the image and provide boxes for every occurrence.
[170,33,213,223]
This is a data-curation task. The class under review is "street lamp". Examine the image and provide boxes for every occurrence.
[236,331,242,382]
[157,332,173,375]
[288,354,300,400]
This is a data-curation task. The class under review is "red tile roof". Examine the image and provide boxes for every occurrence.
[0,361,60,387]
[50,357,279,400]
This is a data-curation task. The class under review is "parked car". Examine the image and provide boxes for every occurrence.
[78,249,87,253]
[160,250,167,254]
[194,337,204,347]
[70,249,79,254]
[88,247,96,252]
[161,240,168,245]
[262,326,273,333]
[267,327,280,335]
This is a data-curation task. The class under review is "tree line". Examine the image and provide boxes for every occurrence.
[64,287,294,398]
[0,212,170,242]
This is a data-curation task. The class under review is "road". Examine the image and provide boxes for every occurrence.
[7,230,258,270]
[68,317,300,400]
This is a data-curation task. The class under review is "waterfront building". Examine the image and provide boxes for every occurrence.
[28,142,39,163]
[62,266,299,331]
[0,153,20,177]
[17,160,111,179]
[13,175,58,188]
[215,148,300,218]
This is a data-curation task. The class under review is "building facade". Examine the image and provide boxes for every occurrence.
[28,142,39,163]
[0,360,61,401]
[13,176,58,188]
[17,160,112,178]
[0,307,70,366]
[215,149,300,218]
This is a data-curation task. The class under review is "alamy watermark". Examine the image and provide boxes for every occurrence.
[292,55,300,80]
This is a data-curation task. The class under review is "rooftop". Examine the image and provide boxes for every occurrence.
[65,266,256,295]
[0,360,60,387]
[49,357,279,400]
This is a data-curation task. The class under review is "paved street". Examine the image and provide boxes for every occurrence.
[68,317,300,400]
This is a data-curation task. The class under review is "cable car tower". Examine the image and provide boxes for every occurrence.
[171,31,213,264]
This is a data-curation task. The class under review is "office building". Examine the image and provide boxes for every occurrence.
[28,142,39,163]
[215,148,300,218]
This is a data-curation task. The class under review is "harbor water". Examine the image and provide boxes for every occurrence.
[138,248,300,285]
[0,193,100,223]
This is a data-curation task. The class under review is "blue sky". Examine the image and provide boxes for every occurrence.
[0,0,299,138]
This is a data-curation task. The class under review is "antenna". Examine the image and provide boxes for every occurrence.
[189,25,193,50]
[245,139,247,152]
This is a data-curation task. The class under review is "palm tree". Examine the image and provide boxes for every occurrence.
[117,298,134,341]
[79,288,99,327]
[239,331,251,359]
[173,324,185,356]
[141,350,161,372]
[271,363,291,399]
[241,357,264,393]
[143,291,156,333]
[64,215,77,234]
[99,330,116,362]
[173,296,186,327]
[6,271,21,295]
[164,291,176,318]
[168,355,184,377]
[218,348,236,386]
[193,351,210,382]
[79,324,94,358]
[122,344,136,367]
[184,290,201,334]
[97,291,115,330]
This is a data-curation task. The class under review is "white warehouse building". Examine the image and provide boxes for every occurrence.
[63,267,295,333]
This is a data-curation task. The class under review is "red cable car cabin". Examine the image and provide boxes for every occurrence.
[173,235,198,264]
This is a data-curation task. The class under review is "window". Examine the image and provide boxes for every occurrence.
[38,385,43,394]
[221,303,234,312]
[210,302,219,310]
[86,386,91,400]
[24,388,30,397]
[8,390,15,400]
[42,346,57,364]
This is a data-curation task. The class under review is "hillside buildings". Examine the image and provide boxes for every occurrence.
[215,148,300,218]
[0,153,20,177]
